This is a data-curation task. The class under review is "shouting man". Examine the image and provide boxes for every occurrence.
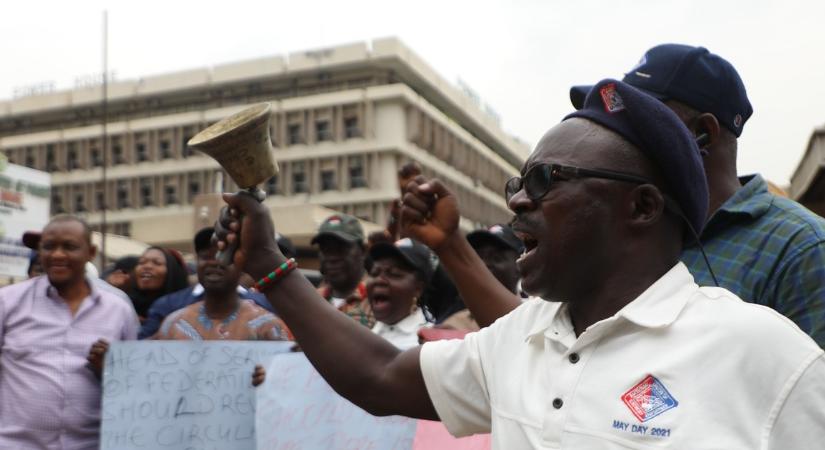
[214,80,825,448]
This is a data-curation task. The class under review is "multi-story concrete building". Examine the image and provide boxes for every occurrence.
[0,38,529,253]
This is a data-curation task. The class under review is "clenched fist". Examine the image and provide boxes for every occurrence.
[399,177,461,252]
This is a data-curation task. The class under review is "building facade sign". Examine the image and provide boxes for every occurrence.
[0,155,50,278]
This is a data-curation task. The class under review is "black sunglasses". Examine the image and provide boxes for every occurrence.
[505,163,653,202]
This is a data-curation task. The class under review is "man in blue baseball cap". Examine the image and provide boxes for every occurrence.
[571,44,825,348]
[214,79,825,448]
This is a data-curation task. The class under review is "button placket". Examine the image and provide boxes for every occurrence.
[541,336,588,446]
[541,318,614,448]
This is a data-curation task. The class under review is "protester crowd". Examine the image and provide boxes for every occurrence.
[1,43,824,449]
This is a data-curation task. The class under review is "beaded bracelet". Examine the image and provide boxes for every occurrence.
[255,258,298,292]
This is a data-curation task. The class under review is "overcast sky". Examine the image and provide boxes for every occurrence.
[2,0,824,185]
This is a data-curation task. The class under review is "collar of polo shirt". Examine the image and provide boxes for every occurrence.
[523,264,694,343]
[374,308,426,334]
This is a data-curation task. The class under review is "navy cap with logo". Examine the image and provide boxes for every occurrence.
[311,214,365,245]
[368,238,436,284]
[570,44,753,137]
[467,224,524,254]
[565,79,709,235]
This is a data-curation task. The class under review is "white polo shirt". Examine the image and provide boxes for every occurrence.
[420,263,825,449]
[372,308,431,350]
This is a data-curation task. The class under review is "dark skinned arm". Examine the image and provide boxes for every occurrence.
[400,177,522,328]
[215,192,437,420]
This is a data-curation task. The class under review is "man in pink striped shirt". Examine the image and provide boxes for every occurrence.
[0,215,138,450]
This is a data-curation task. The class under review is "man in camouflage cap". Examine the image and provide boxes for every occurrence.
[311,214,374,327]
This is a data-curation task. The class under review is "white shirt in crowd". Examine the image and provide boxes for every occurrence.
[420,263,825,449]
[330,296,346,309]
[372,308,431,350]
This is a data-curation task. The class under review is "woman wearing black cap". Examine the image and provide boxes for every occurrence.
[366,238,433,349]
[127,247,189,321]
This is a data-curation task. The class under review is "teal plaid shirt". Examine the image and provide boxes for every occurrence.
[682,174,825,348]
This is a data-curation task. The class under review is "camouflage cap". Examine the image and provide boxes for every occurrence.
[311,214,365,245]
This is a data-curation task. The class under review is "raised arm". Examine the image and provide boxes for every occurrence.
[399,177,522,327]
[215,192,437,420]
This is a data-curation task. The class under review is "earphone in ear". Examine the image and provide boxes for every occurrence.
[695,132,710,156]
[695,133,710,148]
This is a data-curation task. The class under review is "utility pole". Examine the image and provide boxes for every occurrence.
[100,10,109,268]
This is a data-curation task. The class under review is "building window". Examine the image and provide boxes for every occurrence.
[160,140,172,159]
[136,143,148,162]
[46,145,57,172]
[117,181,130,209]
[292,162,308,193]
[188,181,201,202]
[349,156,367,188]
[75,193,86,213]
[52,193,64,214]
[96,191,105,210]
[140,179,154,207]
[91,148,102,167]
[288,124,303,145]
[164,185,178,205]
[113,145,125,165]
[67,145,78,170]
[114,222,131,237]
[321,170,337,191]
[344,117,360,138]
[316,121,332,142]
[265,175,280,196]
[24,148,35,168]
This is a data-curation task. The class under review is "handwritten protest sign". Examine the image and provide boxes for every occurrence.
[256,352,417,449]
[256,354,490,450]
[101,342,488,450]
[101,341,292,450]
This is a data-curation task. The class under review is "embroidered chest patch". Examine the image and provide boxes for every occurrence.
[621,375,678,422]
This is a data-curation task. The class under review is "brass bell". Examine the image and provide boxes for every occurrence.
[188,103,279,200]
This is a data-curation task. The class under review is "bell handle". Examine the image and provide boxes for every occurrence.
[216,188,266,266]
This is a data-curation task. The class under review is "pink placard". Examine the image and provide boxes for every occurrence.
[412,420,491,450]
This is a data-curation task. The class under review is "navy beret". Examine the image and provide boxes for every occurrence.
[564,79,709,235]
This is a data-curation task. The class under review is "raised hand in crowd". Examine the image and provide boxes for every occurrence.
[384,162,424,242]
[214,192,438,420]
[399,177,521,327]
[399,178,460,251]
